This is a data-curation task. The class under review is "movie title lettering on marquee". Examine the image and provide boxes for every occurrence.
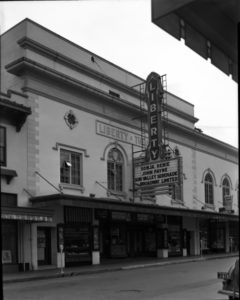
[145,72,164,161]
[96,120,147,147]
[134,158,180,187]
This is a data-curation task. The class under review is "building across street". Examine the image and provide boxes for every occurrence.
[0,19,238,274]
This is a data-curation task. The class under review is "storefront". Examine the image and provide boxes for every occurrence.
[133,213,157,257]
[209,220,225,253]
[62,206,92,266]
[30,194,239,267]
[1,205,53,272]
[97,210,158,259]
[1,220,18,272]
[199,218,227,254]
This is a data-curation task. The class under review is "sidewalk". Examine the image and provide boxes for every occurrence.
[3,252,238,284]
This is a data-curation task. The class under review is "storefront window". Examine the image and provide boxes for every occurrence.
[64,225,91,265]
[168,225,181,256]
[144,227,156,253]
[209,221,225,252]
[110,225,127,257]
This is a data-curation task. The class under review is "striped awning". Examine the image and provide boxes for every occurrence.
[1,206,53,222]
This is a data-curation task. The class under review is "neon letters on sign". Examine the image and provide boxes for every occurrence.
[145,72,164,161]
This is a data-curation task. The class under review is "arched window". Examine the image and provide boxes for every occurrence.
[204,173,214,205]
[222,178,230,206]
[107,148,123,192]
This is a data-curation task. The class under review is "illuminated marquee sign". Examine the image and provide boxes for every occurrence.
[135,157,180,188]
[145,72,164,161]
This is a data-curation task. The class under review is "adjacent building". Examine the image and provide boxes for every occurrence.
[0,19,238,273]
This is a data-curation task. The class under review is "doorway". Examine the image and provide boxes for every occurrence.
[37,227,51,265]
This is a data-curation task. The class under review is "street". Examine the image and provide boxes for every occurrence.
[3,257,236,300]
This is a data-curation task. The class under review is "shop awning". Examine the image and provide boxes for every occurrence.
[1,206,53,222]
[30,193,239,222]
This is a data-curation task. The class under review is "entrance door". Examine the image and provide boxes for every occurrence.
[37,227,51,265]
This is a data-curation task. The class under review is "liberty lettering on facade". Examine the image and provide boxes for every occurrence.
[145,72,164,161]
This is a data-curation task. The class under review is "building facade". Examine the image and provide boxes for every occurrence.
[0,19,238,272]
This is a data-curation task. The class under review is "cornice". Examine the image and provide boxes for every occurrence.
[167,105,198,124]
[168,136,237,164]
[166,120,238,157]
[5,57,238,156]
[17,37,142,98]
[16,38,198,124]
[5,57,144,117]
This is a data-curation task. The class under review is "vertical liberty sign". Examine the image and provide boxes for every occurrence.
[146,72,164,161]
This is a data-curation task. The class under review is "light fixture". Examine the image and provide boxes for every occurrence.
[65,161,71,167]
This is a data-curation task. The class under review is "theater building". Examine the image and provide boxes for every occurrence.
[0,19,238,272]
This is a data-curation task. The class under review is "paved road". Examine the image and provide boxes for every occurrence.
[3,257,236,300]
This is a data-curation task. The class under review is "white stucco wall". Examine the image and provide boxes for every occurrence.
[37,95,139,199]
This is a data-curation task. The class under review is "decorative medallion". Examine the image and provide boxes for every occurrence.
[64,110,78,129]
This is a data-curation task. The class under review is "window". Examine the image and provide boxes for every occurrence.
[1,193,17,207]
[222,178,230,206]
[204,173,214,205]
[0,126,6,166]
[60,149,82,185]
[107,148,123,192]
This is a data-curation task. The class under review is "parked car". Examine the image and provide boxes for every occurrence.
[218,258,239,299]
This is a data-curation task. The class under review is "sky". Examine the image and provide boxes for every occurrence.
[0,0,238,148]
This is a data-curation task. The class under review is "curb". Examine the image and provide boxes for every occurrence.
[3,254,238,284]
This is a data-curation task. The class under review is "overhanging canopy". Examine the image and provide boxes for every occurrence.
[30,193,239,221]
[151,0,239,82]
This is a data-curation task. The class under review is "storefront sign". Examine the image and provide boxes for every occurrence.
[1,214,52,222]
[224,196,233,211]
[111,211,131,221]
[145,72,164,161]
[95,209,109,220]
[96,120,147,147]
[137,213,154,222]
[135,157,179,187]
